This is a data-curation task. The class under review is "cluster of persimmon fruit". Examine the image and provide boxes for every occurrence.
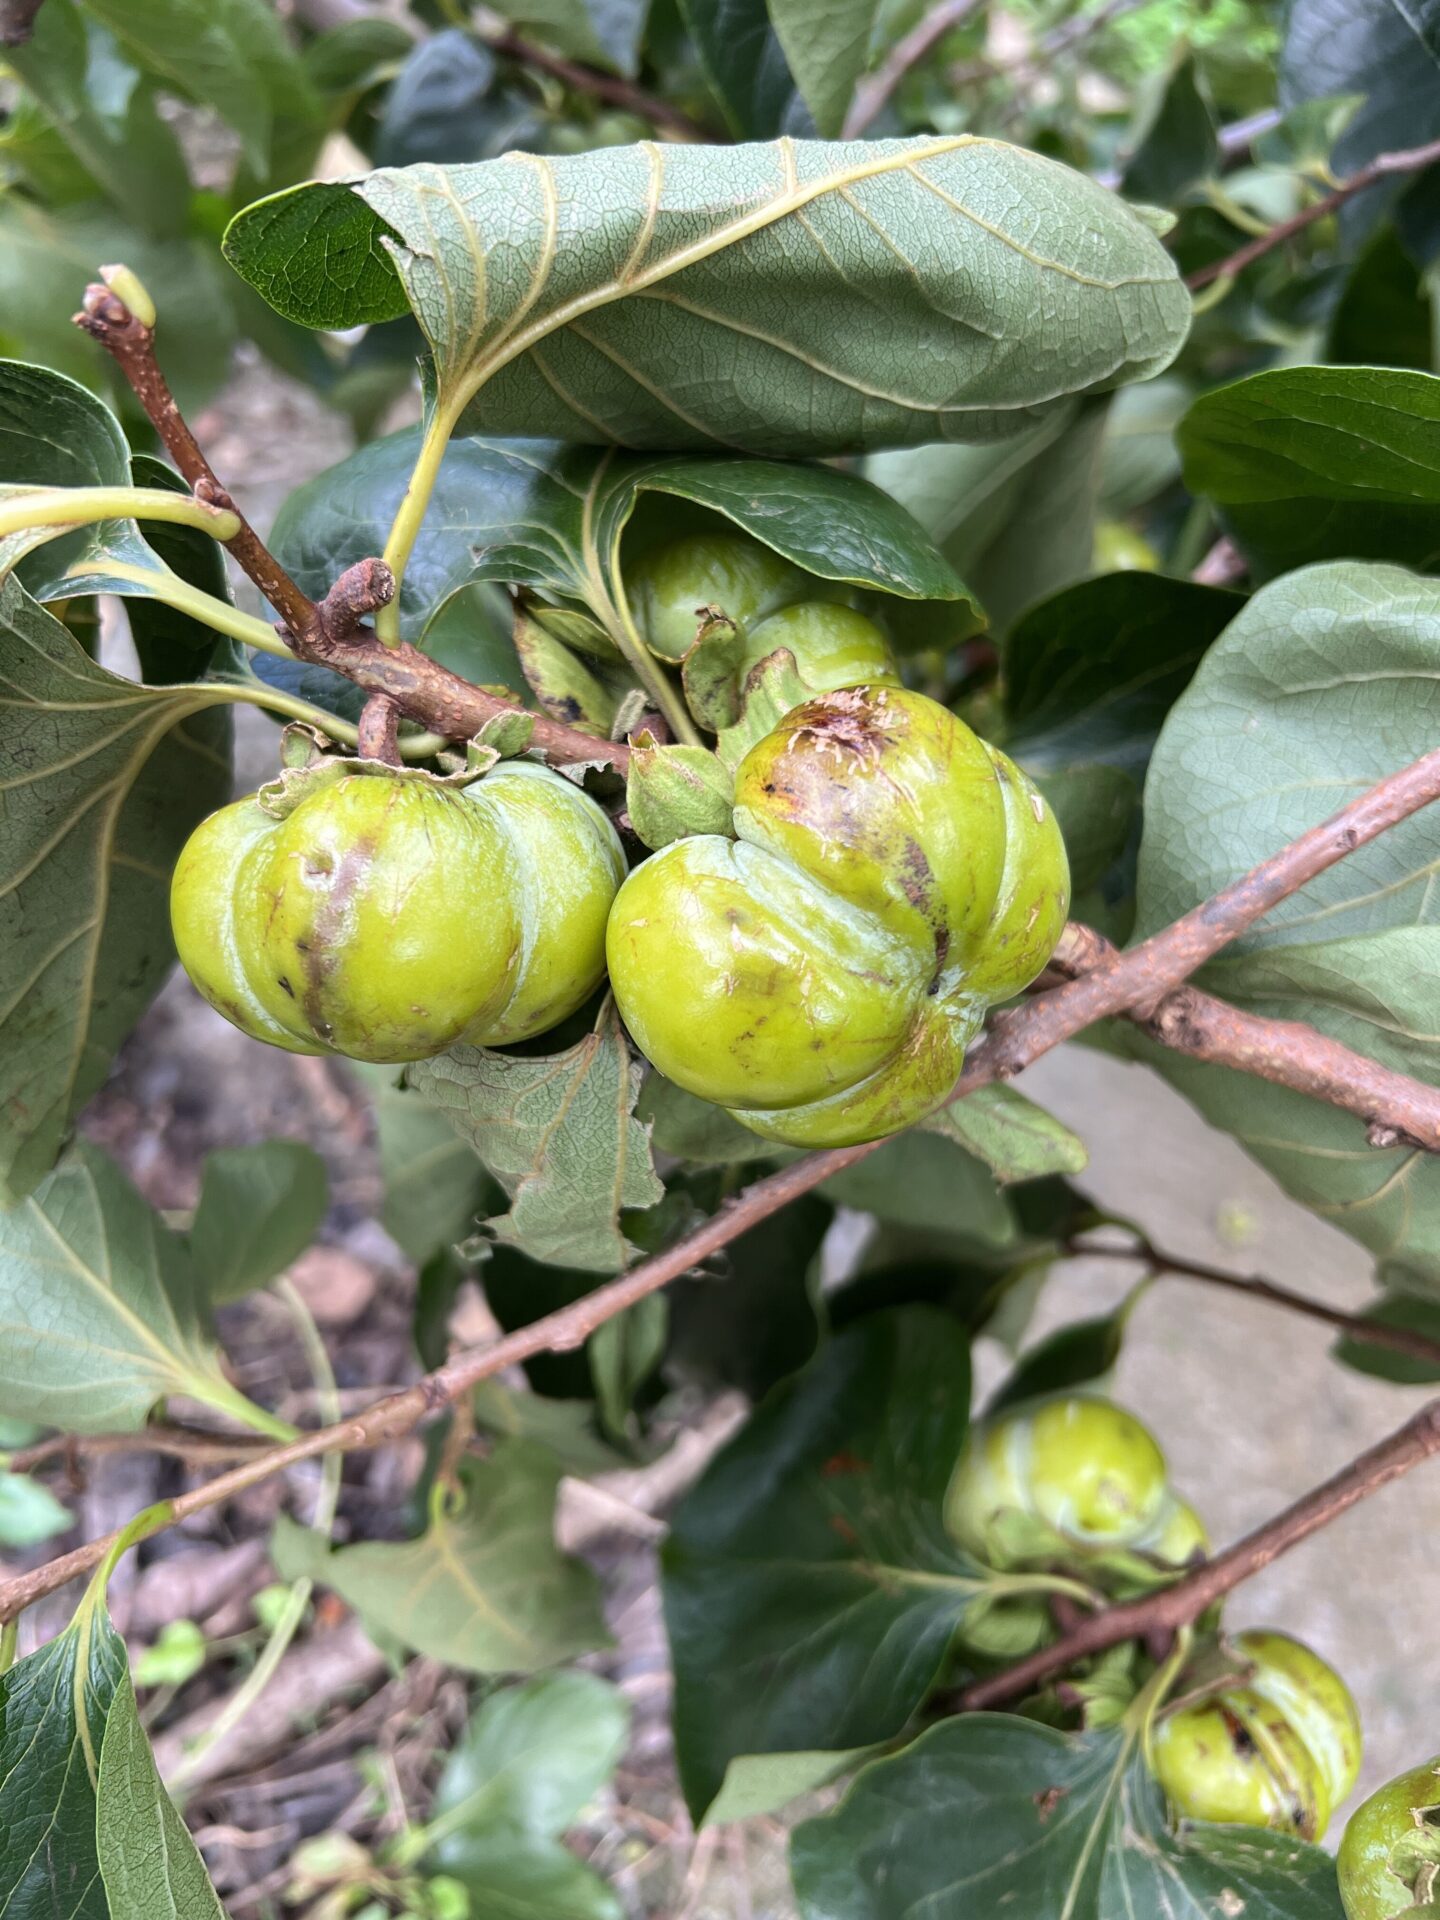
[171,533,1437,1909]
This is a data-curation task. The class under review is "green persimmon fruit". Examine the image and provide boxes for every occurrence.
[1340,1758,1440,1917]
[1142,1496,1209,1568]
[171,761,624,1063]
[742,602,899,695]
[628,530,809,661]
[605,684,1070,1147]
[1151,1630,1362,1842]
[1093,519,1160,573]
[946,1395,1171,1567]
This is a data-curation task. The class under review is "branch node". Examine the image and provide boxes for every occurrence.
[318,557,397,644]
[193,475,236,514]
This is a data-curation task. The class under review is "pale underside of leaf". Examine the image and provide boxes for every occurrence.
[1134,562,1440,1276]
[232,137,1189,455]
[0,1144,232,1432]
[0,578,232,1200]
[406,1000,663,1273]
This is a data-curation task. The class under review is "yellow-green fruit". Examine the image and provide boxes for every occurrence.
[742,602,899,694]
[172,762,624,1063]
[1140,1495,1209,1568]
[1339,1758,1440,1918]
[1152,1631,1362,1842]
[945,1396,1169,1567]
[627,531,808,661]
[1093,519,1160,573]
[605,685,1069,1147]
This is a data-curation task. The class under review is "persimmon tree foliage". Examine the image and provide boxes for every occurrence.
[3,0,1440,1915]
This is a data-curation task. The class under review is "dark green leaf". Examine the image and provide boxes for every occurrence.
[224,139,1189,454]
[1035,763,1139,897]
[822,1131,1016,1246]
[375,30,500,167]
[189,1142,329,1303]
[1177,366,1440,581]
[790,1715,1345,1919]
[1004,572,1241,778]
[636,1074,776,1165]
[273,1442,609,1673]
[0,577,233,1201]
[77,0,321,176]
[0,1603,128,1920]
[666,1191,831,1398]
[1099,375,1190,516]
[678,0,799,137]
[95,1674,226,1919]
[270,431,977,662]
[1281,0,1440,247]
[493,0,650,78]
[767,0,879,136]
[0,206,236,415]
[427,1671,628,1920]
[989,1288,1143,1413]
[868,400,1109,636]
[5,0,189,236]
[471,1380,627,1476]
[1325,224,1435,373]
[663,1308,980,1820]
[1120,53,1219,207]
[1333,1293,1440,1385]
[0,357,129,492]
[480,1249,599,1401]
[1136,562,1440,1277]
[405,1001,665,1274]
[590,1292,668,1438]
[123,455,241,681]
[0,1143,250,1433]
[359,1065,498,1269]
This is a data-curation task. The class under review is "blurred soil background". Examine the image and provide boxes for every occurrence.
[8,354,1436,1920]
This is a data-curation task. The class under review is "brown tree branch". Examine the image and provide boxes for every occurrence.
[72,284,630,771]
[1186,133,1440,292]
[961,1396,1440,1711]
[1070,1235,1440,1372]
[5,1427,275,1474]
[0,0,44,42]
[8,925,1440,1614]
[471,5,712,141]
[843,0,985,138]
[0,1146,868,1622]
[1047,925,1440,1153]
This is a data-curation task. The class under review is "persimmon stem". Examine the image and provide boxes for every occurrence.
[1068,1234,1440,1372]
[73,281,629,768]
[376,391,468,647]
[0,486,239,544]
[357,692,403,765]
[65,559,292,658]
